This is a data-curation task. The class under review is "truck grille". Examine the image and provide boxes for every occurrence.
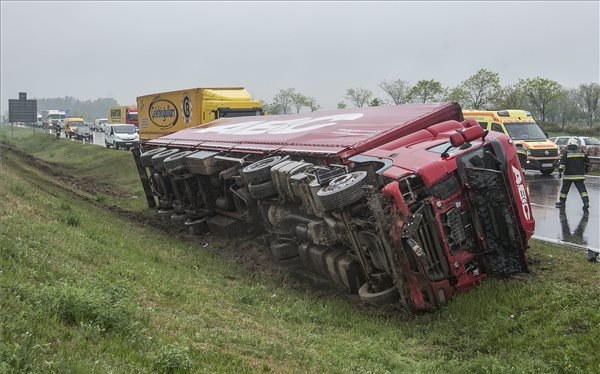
[530,148,558,157]
[405,205,450,281]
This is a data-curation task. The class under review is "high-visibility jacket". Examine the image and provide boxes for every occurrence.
[558,148,590,180]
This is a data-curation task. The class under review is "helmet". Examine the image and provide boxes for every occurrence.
[567,138,579,146]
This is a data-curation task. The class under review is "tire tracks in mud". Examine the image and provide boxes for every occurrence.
[1,143,407,317]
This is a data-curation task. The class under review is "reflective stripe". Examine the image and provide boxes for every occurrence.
[564,175,585,180]
[581,192,589,197]
[560,193,568,198]
[566,153,585,158]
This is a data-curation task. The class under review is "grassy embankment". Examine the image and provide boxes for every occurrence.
[1,126,599,374]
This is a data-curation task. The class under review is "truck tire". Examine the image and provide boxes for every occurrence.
[358,283,399,304]
[105,140,111,148]
[540,168,554,176]
[270,238,299,260]
[241,156,283,184]
[248,180,277,199]
[140,147,168,167]
[316,171,368,211]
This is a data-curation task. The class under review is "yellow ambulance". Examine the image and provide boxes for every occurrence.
[63,117,85,139]
[462,109,560,175]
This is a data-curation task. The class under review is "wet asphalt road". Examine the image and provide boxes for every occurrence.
[62,129,600,253]
[525,172,599,254]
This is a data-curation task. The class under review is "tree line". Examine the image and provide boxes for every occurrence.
[35,96,119,121]
[263,69,600,129]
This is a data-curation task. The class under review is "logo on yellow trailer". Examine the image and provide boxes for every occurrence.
[182,96,192,123]
[149,98,178,128]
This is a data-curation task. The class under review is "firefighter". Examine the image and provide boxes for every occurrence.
[555,138,590,211]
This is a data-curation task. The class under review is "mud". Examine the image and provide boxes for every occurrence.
[1,143,407,318]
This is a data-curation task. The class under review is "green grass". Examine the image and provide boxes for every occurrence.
[1,125,599,373]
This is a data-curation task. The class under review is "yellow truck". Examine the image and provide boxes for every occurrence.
[108,106,138,127]
[63,117,85,139]
[136,87,263,141]
[462,109,560,175]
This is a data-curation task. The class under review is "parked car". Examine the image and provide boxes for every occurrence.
[104,124,140,150]
[75,126,93,141]
[549,136,600,156]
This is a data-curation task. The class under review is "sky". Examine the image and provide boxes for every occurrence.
[1,1,599,114]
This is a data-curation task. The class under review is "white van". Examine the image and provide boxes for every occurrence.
[104,124,140,150]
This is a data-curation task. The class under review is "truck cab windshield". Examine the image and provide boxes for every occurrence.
[505,122,546,141]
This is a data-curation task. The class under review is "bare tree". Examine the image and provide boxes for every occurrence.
[291,92,308,113]
[378,79,411,105]
[345,88,373,108]
[552,89,581,130]
[272,88,297,114]
[575,82,600,127]
[305,97,320,112]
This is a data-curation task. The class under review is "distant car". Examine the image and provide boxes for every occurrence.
[93,118,108,132]
[549,136,600,156]
[75,126,93,141]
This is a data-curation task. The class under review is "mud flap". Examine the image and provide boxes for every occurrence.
[132,147,156,208]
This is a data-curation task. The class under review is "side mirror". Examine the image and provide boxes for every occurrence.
[450,132,465,147]
[462,126,486,142]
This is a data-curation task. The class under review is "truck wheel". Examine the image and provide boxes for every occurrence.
[270,238,299,260]
[105,140,111,148]
[241,156,283,184]
[541,168,554,176]
[140,147,167,167]
[248,180,277,199]
[114,142,119,150]
[358,283,399,304]
[316,171,368,211]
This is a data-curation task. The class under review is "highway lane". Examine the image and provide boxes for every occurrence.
[525,172,599,255]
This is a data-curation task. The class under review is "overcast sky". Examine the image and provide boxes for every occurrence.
[1,1,598,114]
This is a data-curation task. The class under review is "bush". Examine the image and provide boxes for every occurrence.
[42,283,136,335]
[154,344,192,374]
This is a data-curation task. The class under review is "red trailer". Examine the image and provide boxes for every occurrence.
[133,102,535,311]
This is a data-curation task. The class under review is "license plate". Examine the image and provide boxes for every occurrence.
[125,143,132,146]
[541,163,554,168]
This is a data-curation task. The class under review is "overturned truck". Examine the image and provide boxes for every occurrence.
[133,102,535,311]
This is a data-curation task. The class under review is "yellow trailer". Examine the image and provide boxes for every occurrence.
[137,87,263,141]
